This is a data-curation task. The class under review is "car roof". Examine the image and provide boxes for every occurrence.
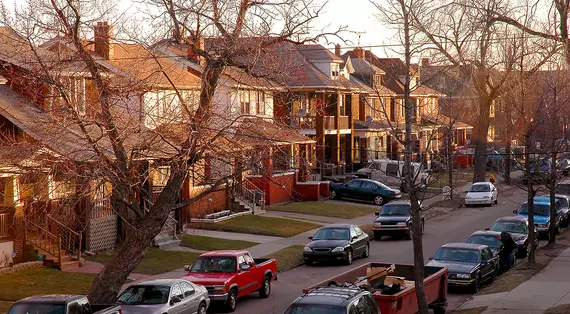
[472,182,491,186]
[319,224,354,229]
[128,279,183,286]
[539,194,570,199]
[522,201,551,206]
[441,243,486,250]
[353,178,385,185]
[200,250,249,257]
[495,216,527,223]
[470,230,501,237]
[17,295,85,304]
[383,200,412,206]
[294,286,366,307]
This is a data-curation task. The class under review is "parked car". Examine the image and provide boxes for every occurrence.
[329,179,401,205]
[488,216,539,258]
[536,194,570,227]
[285,285,380,314]
[464,182,498,207]
[372,201,424,240]
[8,295,121,314]
[427,243,499,293]
[523,158,552,185]
[556,179,570,195]
[182,250,277,312]
[117,279,209,314]
[557,158,570,176]
[466,230,516,273]
[355,159,431,192]
[303,224,370,265]
[514,200,562,240]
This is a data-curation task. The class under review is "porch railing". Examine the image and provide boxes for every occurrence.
[0,213,9,238]
[233,178,266,213]
[24,219,62,268]
[47,215,82,262]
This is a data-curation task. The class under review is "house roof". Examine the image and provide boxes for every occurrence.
[297,44,343,62]
[348,58,385,76]
[235,117,315,145]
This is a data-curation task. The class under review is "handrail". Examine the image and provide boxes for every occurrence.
[233,178,266,212]
[167,216,179,241]
[24,218,62,268]
[47,215,80,237]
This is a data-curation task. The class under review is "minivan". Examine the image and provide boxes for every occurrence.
[356,159,431,192]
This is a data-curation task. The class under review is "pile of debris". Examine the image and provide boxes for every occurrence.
[354,264,415,295]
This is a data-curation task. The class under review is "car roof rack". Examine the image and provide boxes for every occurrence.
[303,282,367,300]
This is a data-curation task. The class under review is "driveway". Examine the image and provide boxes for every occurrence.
[215,187,528,314]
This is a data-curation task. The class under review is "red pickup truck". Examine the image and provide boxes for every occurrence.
[183,250,278,312]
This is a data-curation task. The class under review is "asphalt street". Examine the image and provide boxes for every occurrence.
[213,187,529,314]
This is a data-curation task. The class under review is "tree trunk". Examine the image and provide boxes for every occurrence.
[549,152,557,243]
[447,128,453,199]
[88,170,186,304]
[505,142,512,185]
[473,78,491,183]
[525,134,537,264]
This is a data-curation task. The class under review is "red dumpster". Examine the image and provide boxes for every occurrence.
[303,263,448,314]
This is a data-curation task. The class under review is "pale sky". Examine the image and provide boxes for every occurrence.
[6,0,396,57]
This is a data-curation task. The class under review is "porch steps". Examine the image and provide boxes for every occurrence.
[233,198,264,215]
[31,242,82,271]
[154,212,182,250]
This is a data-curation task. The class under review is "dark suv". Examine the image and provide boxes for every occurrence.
[284,286,380,314]
[372,201,424,240]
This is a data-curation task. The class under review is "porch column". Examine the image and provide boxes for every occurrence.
[316,93,326,170]
[333,92,342,164]
[12,176,24,264]
[262,147,273,178]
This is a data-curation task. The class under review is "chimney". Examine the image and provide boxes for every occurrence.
[353,47,364,59]
[94,21,114,60]
[187,31,205,66]
[421,58,430,67]
[335,44,341,57]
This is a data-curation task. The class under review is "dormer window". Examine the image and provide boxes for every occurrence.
[331,63,340,78]
[373,74,383,87]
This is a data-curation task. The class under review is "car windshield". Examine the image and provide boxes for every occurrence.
[518,204,550,216]
[380,205,410,216]
[469,184,490,192]
[433,248,480,263]
[189,256,236,273]
[467,235,503,249]
[117,285,170,305]
[312,228,350,240]
[284,304,346,314]
[9,304,65,314]
[491,221,527,234]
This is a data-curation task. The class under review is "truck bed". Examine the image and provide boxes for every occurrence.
[253,258,273,265]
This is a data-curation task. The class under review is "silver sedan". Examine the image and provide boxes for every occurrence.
[117,279,209,314]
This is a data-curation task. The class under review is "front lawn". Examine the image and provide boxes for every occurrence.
[86,248,200,275]
[268,202,377,219]
[188,215,320,238]
[0,267,96,304]
[265,245,305,272]
[181,234,258,251]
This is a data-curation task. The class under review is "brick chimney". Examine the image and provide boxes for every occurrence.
[353,47,365,59]
[335,44,341,57]
[187,31,205,66]
[94,22,114,60]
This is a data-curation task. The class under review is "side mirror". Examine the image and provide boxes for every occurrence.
[375,211,380,216]
[352,236,358,241]
[240,264,251,272]
[485,227,490,230]
[184,265,191,272]
[308,236,313,240]
[170,296,181,305]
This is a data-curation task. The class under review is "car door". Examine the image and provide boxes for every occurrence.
[236,254,255,296]
[490,183,498,201]
[349,227,364,255]
[481,248,495,279]
[169,283,185,314]
[243,253,260,290]
[343,180,364,200]
[358,181,378,202]
[354,226,368,254]
[179,281,200,314]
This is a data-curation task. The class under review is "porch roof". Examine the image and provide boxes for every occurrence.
[235,117,315,145]
[354,120,419,133]
[421,114,473,130]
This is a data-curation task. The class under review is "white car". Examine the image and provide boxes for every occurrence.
[465,182,498,207]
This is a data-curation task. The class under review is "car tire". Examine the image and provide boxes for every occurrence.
[374,232,382,241]
[198,302,207,314]
[363,243,370,258]
[494,196,498,204]
[490,266,497,282]
[345,249,353,265]
[226,288,238,312]
[406,227,413,240]
[259,275,271,298]
[472,273,481,293]
[330,190,338,200]
[304,260,314,266]
[374,196,384,205]
[465,204,471,208]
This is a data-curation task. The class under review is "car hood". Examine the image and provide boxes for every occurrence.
[375,216,409,223]
[183,272,236,285]
[517,214,550,224]
[120,304,168,314]
[466,192,492,199]
[427,260,478,274]
[510,233,527,242]
[307,239,350,249]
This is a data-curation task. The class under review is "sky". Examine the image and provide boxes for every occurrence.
[5,0,397,57]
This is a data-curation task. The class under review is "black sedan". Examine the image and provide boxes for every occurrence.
[427,243,499,293]
[303,224,370,265]
[329,179,401,205]
[488,216,539,258]
[466,230,516,273]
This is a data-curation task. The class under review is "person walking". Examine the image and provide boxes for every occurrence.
[499,231,517,272]
[490,173,495,184]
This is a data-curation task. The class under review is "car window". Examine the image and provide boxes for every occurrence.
[350,227,358,238]
[179,281,195,298]
[485,248,494,260]
[9,304,65,314]
[359,294,379,313]
[117,285,170,305]
[171,283,183,300]
[470,184,491,192]
[386,164,399,177]
[490,221,527,234]
[355,226,365,236]
[68,302,80,314]
[347,180,362,188]
[238,255,247,267]
[362,181,378,189]
[349,301,359,314]
[312,228,350,240]
[557,197,569,208]
[467,235,502,249]
[244,254,254,266]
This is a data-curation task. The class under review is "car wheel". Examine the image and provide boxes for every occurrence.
[406,226,413,240]
[363,243,370,258]
[305,260,314,266]
[330,190,338,200]
[198,302,207,314]
[490,266,497,282]
[557,223,562,234]
[345,249,353,265]
[259,275,271,298]
[465,204,471,208]
[226,288,238,312]
[494,196,498,204]
[472,273,481,293]
[374,231,382,241]
[374,196,384,205]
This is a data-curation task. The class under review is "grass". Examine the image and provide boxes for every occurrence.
[545,304,570,314]
[188,215,320,238]
[0,267,96,304]
[264,245,305,272]
[450,306,488,314]
[86,248,201,275]
[181,234,258,251]
[268,202,378,219]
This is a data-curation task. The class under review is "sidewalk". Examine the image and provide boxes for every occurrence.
[458,248,570,314]
[64,260,151,281]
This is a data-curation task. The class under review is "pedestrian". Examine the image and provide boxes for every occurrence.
[489,173,495,184]
[499,231,517,271]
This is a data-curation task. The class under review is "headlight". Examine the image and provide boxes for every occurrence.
[396,222,407,226]
[331,247,345,252]
[374,222,382,227]
[303,246,312,252]
[456,274,471,279]
[213,285,226,293]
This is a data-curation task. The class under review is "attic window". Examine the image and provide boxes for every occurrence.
[331,63,340,78]
[373,75,382,87]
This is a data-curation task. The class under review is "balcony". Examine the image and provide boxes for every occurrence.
[290,115,350,131]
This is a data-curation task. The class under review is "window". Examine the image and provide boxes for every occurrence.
[179,281,195,298]
[183,89,200,112]
[238,255,247,267]
[153,166,171,187]
[360,294,380,313]
[170,283,184,300]
[347,180,362,188]
[331,63,340,77]
[350,227,358,239]
[244,254,254,266]
[489,101,496,117]
[257,92,266,115]
[398,99,405,118]
[239,89,250,114]
[60,77,86,115]
[386,164,399,177]
[373,75,382,88]
[487,126,496,142]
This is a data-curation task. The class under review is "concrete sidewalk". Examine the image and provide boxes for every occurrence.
[184,228,284,243]
[459,248,570,314]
